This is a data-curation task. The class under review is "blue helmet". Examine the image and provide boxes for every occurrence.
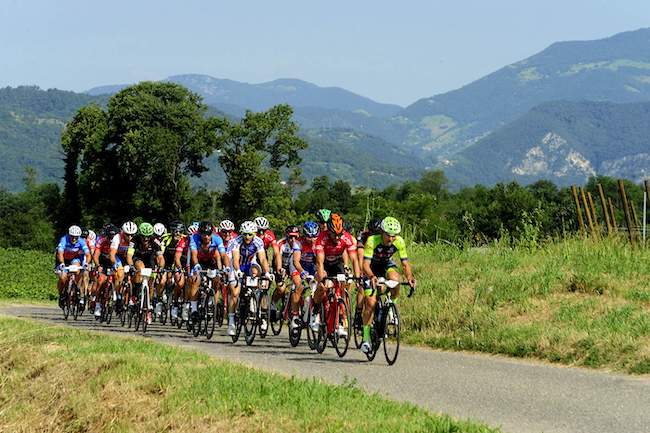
[302,221,320,238]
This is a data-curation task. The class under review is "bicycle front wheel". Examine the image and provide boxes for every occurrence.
[382,303,400,365]
[244,294,258,346]
[333,298,351,358]
[315,302,327,354]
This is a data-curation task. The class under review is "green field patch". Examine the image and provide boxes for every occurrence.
[0,316,499,433]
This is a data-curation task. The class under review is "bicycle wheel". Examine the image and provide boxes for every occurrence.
[333,298,351,358]
[142,288,149,334]
[206,295,216,340]
[306,302,317,350]
[62,284,71,320]
[271,291,286,336]
[176,302,184,329]
[353,305,363,349]
[244,293,258,346]
[71,283,80,321]
[382,303,400,365]
[258,289,270,339]
[315,302,327,354]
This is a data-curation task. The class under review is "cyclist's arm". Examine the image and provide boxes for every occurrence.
[190,249,198,267]
[272,243,281,272]
[126,245,135,267]
[232,248,241,272]
[315,250,326,282]
[349,250,361,278]
[257,248,270,274]
[292,250,304,275]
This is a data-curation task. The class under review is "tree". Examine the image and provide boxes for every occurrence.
[215,104,307,222]
[64,82,218,226]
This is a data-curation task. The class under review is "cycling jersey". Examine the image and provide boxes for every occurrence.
[229,235,265,266]
[258,229,277,249]
[277,237,300,275]
[189,233,225,267]
[129,235,163,268]
[363,234,408,263]
[161,233,185,266]
[56,235,89,264]
[314,231,356,263]
[174,236,191,269]
[111,233,134,260]
[296,237,316,275]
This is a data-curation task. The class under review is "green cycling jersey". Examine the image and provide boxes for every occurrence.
[363,234,408,263]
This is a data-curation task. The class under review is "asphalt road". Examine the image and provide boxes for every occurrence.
[4,305,650,433]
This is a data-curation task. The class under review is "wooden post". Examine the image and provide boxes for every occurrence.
[608,198,617,232]
[571,186,585,234]
[587,192,599,232]
[597,184,612,235]
[580,187,596,238]
[630,200,640,238]
[618,179,636,245]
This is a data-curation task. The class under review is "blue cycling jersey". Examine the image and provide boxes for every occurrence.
[56,235,90,261]
[189,233,226,263]
[229,235,265,265]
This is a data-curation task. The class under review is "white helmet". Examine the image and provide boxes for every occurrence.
[68,225,82,237]
[240,221,258,234]
[254,216,269,230]
[122,221,137,235]
[153,223,166,236]
[219,220,235,231]
[188,221,199,235]
[87,230,96,241]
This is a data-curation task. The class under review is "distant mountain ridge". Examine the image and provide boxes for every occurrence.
[87,74,403,118]
[444,100,650,186]
[400,28,650,158]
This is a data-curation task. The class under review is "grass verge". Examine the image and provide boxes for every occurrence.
[0,316,498,433]
[0,247,57,300]
[404,236,650,374]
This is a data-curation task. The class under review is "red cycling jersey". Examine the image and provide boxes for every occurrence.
[314,231,356,263]
[96,235,111,255]
[259,229,277,249]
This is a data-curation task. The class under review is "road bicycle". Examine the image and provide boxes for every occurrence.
[134,267,154,333]
[284,275,316,348]
[311,274,352,357]
[364,278,414,365]
[60,264,82,320]
[192,269,220,339]
[96,267,116,324]
[233,275,271,345]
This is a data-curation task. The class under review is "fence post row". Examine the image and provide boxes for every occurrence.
[597,184,612,235]
[618,180,636,245]
[571,186,585,234]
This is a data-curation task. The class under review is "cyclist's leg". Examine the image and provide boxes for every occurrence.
[386,264,401,298]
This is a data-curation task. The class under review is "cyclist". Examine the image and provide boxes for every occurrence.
[128,222,165,324]
[254,216,281,272]
[92,223,120,317]
[287,221,319,330]
[273,224,301,321]
[354,217,383,327]
[315,209,331,233]
[55,225,91,309]
[229,221,274,336]
[217,220,238,317]
[360,216,416,354]
[188,221,229,326]
[162,220,186,322]
[311,213,360,334]
[108,221,138,312]
[80,227,97,306]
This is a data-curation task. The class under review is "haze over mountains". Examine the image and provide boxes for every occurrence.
[2,28,650,191]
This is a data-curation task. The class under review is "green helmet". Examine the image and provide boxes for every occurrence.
[138,222,154,237]
[380,217,401,236]
[315,209,331,224]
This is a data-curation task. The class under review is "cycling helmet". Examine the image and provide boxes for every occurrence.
[240,221,258,235]
[198,221,214,236]
[369,218,383,233]
[187,221,199,235]
[254,216,269,230]
[169,220,185,234]
[326,213,344,235]
[380,217,401,236]
[103,223,119,238]
[81,227,89,238]
[315,209,331,224]
[219,220,235,231]
[68,225,82,237]
[285,225,300,237]
[153,223,166,237]
[138,222,154,237]
[122,221,138,235]
[87,230,96,242]
[302,221,320,238]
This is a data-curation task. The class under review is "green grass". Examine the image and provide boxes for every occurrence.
[403,236,650,374]
[0,247,57,300]
[0,316,498,433]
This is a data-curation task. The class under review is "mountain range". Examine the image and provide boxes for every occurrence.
[2,27,650,191]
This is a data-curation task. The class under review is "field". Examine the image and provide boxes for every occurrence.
[2,237,650,374]
[404,236,650,373]
[0,316,498,433]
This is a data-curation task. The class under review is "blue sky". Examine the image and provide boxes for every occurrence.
[1,0,649,105]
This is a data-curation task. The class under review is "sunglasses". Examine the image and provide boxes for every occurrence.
[243,233,255,238]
